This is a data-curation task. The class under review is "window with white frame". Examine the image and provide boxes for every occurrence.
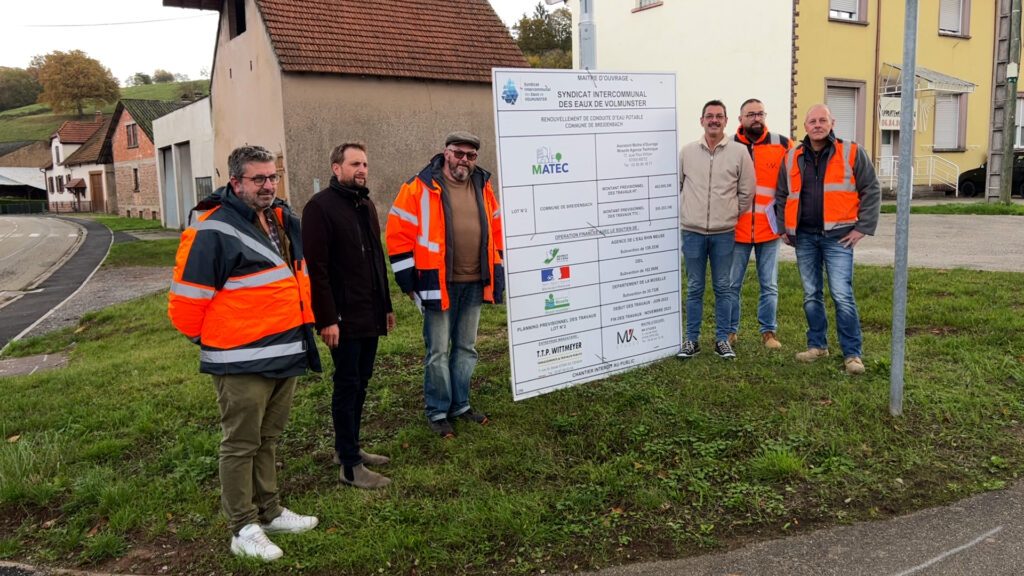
[826,84,860,142]
[934,93,965,150]
[829,0,863,21]
[1015,96,1024,148]
[939,0,970,36]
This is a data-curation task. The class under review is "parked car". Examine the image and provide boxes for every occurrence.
[957,153,1024,197]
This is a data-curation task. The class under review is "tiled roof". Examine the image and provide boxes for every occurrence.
[54,119,104,144]
[0,141,52,168]
[118,99,188,142]
[63,114,113,166]
[255,0,527,83]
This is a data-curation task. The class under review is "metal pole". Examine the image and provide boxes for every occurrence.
[890,0,919,417]
[1000,0,1021,203]
[578,0,596,69]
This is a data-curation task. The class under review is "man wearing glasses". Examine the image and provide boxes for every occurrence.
[302,142,395,490]
[677,100,755,360]
[727,99,793,351]
[386,132,504,439]
[169,145,321,561]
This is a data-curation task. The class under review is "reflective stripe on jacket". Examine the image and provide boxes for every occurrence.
[734,126,791,243]
[783,139,860,236]
[168,186,321,377]
[385,154,504,311]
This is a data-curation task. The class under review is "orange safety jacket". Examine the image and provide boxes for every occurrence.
[783,139,860,236]
[385,154,504,311]
[734,126,791,243]
[168,187,321,377]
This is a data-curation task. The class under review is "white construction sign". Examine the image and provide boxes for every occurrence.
[492,69,680,401]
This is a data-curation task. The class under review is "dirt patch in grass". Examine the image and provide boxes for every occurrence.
[905,325,961,336]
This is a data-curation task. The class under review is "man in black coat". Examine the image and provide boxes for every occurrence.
[302,142,395,489]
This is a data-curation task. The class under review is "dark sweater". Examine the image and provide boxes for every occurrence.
[301,177,393,338]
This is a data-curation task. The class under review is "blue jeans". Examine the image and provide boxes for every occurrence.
[681,230,734,342]
[728,239,780,335]
[793,233,862,358]
[423,281,482,422]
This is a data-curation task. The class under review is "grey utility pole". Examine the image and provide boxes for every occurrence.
[999,0,1021,203]
[546,0,596,69]
[890,0,920,417]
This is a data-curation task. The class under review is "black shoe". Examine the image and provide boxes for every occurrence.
[714,340,736,359]
[676,340,700,358]
[427,418,455,439]
[453,409,489,425]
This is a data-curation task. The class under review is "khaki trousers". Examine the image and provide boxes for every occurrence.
[213,373,297,534]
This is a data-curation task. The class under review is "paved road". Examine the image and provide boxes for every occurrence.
[0,216,110,350]
[778,213,1024,272]
[0,216,83,307]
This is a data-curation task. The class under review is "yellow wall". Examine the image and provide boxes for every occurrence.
[796,1,994,173]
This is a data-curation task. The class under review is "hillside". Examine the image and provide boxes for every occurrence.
[0,80,210,143]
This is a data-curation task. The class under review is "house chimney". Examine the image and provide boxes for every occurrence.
[94,110,103,123]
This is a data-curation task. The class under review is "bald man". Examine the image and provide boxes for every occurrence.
[774,104,880,375]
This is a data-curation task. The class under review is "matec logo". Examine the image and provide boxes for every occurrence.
[616,328,638,345]
[533,146,569,175]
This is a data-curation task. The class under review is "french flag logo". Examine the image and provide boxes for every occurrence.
[541,266,571,282]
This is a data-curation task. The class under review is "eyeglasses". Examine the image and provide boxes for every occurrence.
[448,148,479,161]
[702,114,726,121]
[241,174,279,186]
[743,112,767,120]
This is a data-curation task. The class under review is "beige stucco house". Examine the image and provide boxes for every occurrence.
[162,0,528,216]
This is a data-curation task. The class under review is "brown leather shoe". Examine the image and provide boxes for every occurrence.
[340,463,391,489]
[844,356,866,375]
[762,331,782,350]
[795,347,829,363]
[334,449,391,467]
[727,333,737,346]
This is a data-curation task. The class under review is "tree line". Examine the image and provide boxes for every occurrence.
[0,50,200,116]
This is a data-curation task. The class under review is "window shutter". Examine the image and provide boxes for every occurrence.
[934,94,959,149]
[939,0,962,33]
[826,86,858,142]
[1016,97,1024,147]
[830,0,859,15]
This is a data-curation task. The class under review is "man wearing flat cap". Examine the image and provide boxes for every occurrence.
[385,131,505,439]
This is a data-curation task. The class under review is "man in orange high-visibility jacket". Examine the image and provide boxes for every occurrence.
[728,98,792,351]
[385,131,504,439]
[168,145,321,561]
[774,105,880,376]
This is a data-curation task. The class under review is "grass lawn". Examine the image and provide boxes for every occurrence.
[880,202,1024,215]
[2,263,1023,575]
[103,239,179,268]
[66,213,167,232]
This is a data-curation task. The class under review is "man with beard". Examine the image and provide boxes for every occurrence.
[677,100,755,360]
[303,142,395,488]
[385,132,504,439]
[727,99,792,350]
[169,145,321,561]
[775,104,880,375]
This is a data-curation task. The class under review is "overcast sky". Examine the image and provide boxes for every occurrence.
[2,0,553,85]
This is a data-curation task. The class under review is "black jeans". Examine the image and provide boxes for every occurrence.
[330,336,379,467]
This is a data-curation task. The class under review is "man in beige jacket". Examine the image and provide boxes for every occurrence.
[677,99,755,359]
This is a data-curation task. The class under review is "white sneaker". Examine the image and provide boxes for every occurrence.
[261,507,318,534]
[230,523,283,561]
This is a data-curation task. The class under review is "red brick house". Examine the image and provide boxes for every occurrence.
[161,0,527,216]
[109,99,187,219]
